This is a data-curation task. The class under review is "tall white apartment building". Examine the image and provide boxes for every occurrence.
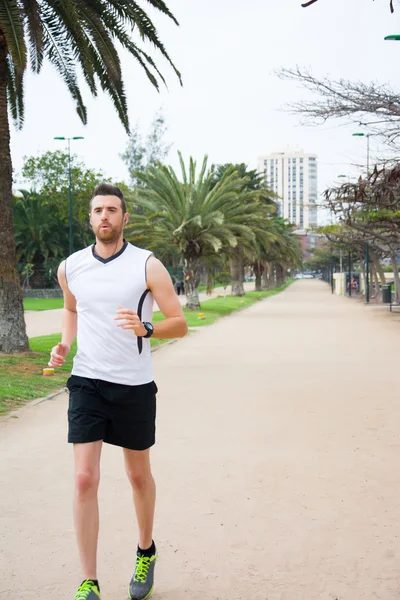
[258,151,318,229]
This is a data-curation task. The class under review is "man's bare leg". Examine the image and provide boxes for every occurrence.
[73,440,103,580]
[124,448,156,600]
[123,448,156,550]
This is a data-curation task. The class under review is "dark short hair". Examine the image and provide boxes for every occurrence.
[91,183,126,213]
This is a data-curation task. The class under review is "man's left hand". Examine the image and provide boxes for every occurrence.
[114,306,147,337]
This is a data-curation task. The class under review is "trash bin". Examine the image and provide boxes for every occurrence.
[381,284,391,303]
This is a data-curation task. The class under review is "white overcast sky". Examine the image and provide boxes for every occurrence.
[10,0,400,216]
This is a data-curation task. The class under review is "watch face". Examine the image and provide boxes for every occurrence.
[144,322,154,336]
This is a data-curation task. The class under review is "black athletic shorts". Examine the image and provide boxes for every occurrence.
[67,375,157,451]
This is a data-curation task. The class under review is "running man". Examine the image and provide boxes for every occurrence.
[48,183,188,600]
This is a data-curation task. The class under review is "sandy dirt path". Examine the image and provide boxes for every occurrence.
[1,280,400,600]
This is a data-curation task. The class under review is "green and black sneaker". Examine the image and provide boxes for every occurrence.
[129,548,157,600]
[75,579,101,600]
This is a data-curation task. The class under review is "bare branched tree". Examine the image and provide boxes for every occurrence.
[277,67,400,148]
[295,1,398,138]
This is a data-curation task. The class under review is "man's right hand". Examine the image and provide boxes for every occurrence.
[48,342,70,367]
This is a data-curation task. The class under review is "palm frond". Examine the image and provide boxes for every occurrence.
[2,0,181,135]
[41,7,87,123]
[99,0,182,84]
[6,54,24,128]
[20,0,43,72]
[0,0,27,71]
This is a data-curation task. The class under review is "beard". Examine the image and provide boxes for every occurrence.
[94,222,123,244]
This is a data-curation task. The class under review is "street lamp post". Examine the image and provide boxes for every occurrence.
[54,136,84,255]
[350,138,372,302]
[365,241,370,304]
[352,132,371,176]
[348,251,352,297]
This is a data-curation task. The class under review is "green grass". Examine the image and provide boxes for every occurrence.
[1,281,292,415]
[24,298,64,311]
[0,333,169,415]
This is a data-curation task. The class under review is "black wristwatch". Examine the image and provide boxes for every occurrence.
[142,322,154,338]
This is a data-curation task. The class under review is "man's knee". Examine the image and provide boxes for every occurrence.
[126,467,154,491]
[75,469,100,496]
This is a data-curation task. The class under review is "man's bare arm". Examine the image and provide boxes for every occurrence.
[48,261,77,367]
[146,257,188,339]
[58,261,78,347]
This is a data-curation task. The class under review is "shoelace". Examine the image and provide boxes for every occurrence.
[134,556,151,583]
[76,580,96,600]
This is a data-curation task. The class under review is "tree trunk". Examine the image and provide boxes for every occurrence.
[275,264,284,287]
[30,262,46,289]
[184,255,200,310]
[0,38,29,353]
[361,261,366,297]
[253,261,263,292]
[230,249,244,296]
[269,263,278,290]
[370,262,379,299]
[261,262,269,290]
[390,251,400,303]
[199,263,208,286]
[369,249,385,301]
[369,249,386,286]
[263,262,275,290]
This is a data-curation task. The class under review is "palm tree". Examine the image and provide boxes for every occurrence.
[260,219,303,289]
[214,164,278,296]
[228,208,278,296]
[0,0,180,353]
[13,189,66,286]
[126,153,265,310]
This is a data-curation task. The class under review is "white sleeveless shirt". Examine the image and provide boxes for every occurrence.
[66,242,154,385]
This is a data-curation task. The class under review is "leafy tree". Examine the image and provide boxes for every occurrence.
[20,150,109,252]
[121,110,172,187]
[1,0,180,353]
[322,166,400,301]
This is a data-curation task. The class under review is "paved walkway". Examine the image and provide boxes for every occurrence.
[24,282,255,338]
[1,280,400,599]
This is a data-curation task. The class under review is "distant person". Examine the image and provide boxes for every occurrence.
[48,183,188,600]
[175,279,184,296]
[351,275,359,293]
